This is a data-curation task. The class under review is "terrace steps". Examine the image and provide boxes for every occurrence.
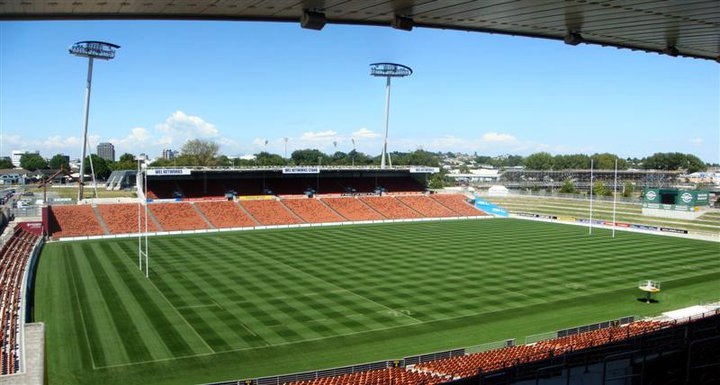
[191,202,215,229]
[317,198,349,221]
[278,199,307,223]
[233,201,262,226]
[91,205,111,235]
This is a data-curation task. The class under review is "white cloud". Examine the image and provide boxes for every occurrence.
[482,132,517,143]
[300,130,338,140]
[352,128,380,139]
[110,127,151,147]
[689,137,703,147]
[155,110,218,147]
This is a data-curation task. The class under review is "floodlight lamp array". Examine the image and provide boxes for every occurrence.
[370,63,413,77]
[69,41,120,60]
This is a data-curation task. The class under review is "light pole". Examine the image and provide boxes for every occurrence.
[69,41,119,202]
[351,138,356,166]
[369,63,412,169]
[284,137,289,160]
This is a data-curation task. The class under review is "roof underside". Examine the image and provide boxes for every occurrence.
[1,1,718,61]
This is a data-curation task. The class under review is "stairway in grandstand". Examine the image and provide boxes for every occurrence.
[48,194,487,239]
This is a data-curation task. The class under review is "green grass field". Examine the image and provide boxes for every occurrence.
[34,219,720,385]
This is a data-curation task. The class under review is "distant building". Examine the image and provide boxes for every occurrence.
[11,150,39,168]
[97,142,115,162]
[162,149,177,160]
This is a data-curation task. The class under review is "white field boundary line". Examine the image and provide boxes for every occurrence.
[510,214,720,242]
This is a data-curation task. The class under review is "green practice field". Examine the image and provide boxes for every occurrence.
[34,219,720,385]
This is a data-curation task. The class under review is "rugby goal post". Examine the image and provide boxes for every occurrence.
[137,160,149,278]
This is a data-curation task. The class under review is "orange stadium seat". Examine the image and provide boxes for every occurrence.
[360,196,423,219]
[195,201,257,228]
[239,200,303,226]
[397,195,457,217]
[149,203,208,231]
[97,203,159,234]
[320,197,385,221]
[0,226,40,375]
[50,205,105,238]
[285,367,447,385]
[431,194,485,216]
[282,198,345,223]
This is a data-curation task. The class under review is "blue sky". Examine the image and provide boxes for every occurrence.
[1,20,718,162]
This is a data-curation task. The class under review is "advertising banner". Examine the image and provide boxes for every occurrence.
[409,167,440,173]
[147,168,191,176]
[473,197,509,217]
[282,167,320,174]
[643,189,659,203]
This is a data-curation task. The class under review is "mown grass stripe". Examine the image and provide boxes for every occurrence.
[107,242,202,358]
[65,244,109,367]
[81,244,153,363]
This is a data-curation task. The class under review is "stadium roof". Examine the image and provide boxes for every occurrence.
[1,1,718,62]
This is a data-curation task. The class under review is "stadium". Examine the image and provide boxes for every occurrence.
[1,2,719,385]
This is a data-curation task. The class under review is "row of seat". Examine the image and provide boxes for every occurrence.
[0,226,40,375]
[287,367,448,385]
[284,319,671,385]
[49,195,486,238]
[50,205,105,238]
[414,320,672,379]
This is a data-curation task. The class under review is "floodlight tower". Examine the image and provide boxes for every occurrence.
[69,41,120,202]
[370,63,412,169]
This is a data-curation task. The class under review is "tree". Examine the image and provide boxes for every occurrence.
[553,154,590,169]
[49,154,70,170]
[523,152,554,170]
[592,180,613,197]
[255,152,285,166]
[642,152,706,173]
[216,155,233,167]
[0,158,14,169]
[428,170,449,189]
[20,153,48,171]
[181,139,219,166]
[291,149,330,165]
[83,154,111,180]
[109,153,137,171]
[559,178,577,194]
[622,181,635,198]
[591,153,628,170]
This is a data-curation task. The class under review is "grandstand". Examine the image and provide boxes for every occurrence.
[0,223,42,377]
[360,196,424,219]
[282,198,345,224]
[144,167,430,199]
[47,205,105,238]
[97,203,159,234]
[194,201,257,228]
[44,193,487,239]
[322,197,386,221]
[149,202,209,231]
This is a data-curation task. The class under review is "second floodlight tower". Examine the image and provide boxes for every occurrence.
[369,63,412,169]
[69,41,120,202]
